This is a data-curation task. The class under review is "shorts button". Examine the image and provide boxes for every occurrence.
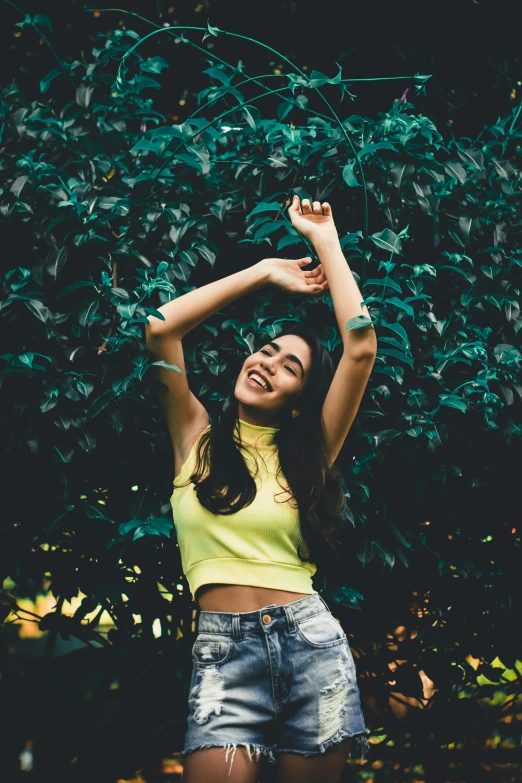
[262,614,272,625]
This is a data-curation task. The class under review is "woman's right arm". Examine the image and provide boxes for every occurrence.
[144,261,272,471]
[144,261,271,339]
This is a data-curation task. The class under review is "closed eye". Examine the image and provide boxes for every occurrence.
[260,349,297,376]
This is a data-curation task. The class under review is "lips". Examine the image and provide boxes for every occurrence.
[247,376,266,390]
[247,370,272,391]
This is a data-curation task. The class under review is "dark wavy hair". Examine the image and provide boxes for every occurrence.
[174,323,349,571]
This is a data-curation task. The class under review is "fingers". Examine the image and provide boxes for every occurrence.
[293,196,332,216]
[297,261,329,294]
[308,278,329,294]
[302,262,326,281]
[291,194,302,215]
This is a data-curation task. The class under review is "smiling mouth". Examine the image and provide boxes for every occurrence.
[247,375,271,391]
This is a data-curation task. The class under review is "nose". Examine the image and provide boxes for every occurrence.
[260,360,275,378]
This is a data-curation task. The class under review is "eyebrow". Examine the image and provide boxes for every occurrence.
[267,341,305,377]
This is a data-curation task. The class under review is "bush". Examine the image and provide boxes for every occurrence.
[1,11,521,780]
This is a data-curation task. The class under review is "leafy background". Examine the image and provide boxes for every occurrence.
[1,2,521,781]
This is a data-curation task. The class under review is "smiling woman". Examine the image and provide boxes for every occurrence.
[236,333,311,427]
[144,197,374,779]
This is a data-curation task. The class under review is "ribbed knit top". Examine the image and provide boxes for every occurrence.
[170,417,317,602]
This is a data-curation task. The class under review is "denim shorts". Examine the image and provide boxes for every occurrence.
[182,592,371,771]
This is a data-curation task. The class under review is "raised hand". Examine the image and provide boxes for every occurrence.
[288,195,338,242]
[262,256,329,295]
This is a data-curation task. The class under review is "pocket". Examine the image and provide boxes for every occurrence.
[192,634,232,666]
[296,610,347,648]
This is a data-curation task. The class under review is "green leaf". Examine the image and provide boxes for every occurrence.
[33,14,53,32]
[202,66,234,86]
[131,139,165,154]
[40,68,63,94]
[140,56,169,74]
[380,320,409,346]
[10,176,29,197]
[327,585,365,609]
[345,315,373,331]
[377,347,414,367]
[242,106,257,130]
[277,233,302,251]
[245,202,283,220]
[76,83,94,108]
[385,297,415,316]
[357,141,397,160]
[45,246,68,279]
[193,243,217,267]
[364,277,403,294]
[203,20,222,41]
[178,249,198,267]
[342,162,359,187]
[443,161,466,183]
[440,395,468,413]
[15,14,32,29]
[150,361,182,374]
[370,229,403,255]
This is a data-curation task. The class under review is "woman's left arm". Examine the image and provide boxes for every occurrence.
[288,196,377,359]
[288,196,377,464]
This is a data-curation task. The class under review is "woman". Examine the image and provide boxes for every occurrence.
[145,196,377,782]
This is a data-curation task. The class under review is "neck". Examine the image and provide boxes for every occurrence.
[235,416,279,448]
[236,403,280,429]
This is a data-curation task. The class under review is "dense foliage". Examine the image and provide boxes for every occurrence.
[1,9,521,781]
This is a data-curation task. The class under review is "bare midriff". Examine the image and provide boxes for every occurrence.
[196,583,313,612]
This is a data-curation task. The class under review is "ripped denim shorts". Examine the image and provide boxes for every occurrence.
[182,592,371,771]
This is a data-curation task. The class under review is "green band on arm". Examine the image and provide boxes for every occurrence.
[345,315,374,331]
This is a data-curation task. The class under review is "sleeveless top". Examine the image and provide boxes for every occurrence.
[170,417,317,601]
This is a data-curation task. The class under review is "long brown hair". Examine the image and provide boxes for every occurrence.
[175,323,349,570]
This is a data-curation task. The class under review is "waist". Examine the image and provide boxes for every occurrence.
[196,592,330,636]
[196,583,314,612]
[185,557,317,603]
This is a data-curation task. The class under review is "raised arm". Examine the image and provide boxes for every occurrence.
[288,196,377,464]
[144,262,271,340]
[144,262,271,476]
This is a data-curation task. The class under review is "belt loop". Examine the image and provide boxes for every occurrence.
[283,604,296,633]
[231,614,242,642]
[318,594,331,613]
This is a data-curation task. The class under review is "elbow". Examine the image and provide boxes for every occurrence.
[344,329,377,361]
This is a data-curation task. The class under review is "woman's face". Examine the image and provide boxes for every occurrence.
[234,334,312,427]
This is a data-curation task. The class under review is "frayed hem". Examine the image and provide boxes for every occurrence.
[276,730,371,761]
[181,742,278,775]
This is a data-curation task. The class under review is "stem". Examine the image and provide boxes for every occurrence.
[43,595,65,661]
[376,235,402,328]
[508,100,522,135]
[3,0,74,86]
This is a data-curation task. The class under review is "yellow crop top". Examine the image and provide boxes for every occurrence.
[170,417,317,602]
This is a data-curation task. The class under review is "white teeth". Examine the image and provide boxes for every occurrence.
[249,372,269,390]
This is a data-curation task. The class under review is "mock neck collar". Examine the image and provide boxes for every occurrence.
[235,417,279,448]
